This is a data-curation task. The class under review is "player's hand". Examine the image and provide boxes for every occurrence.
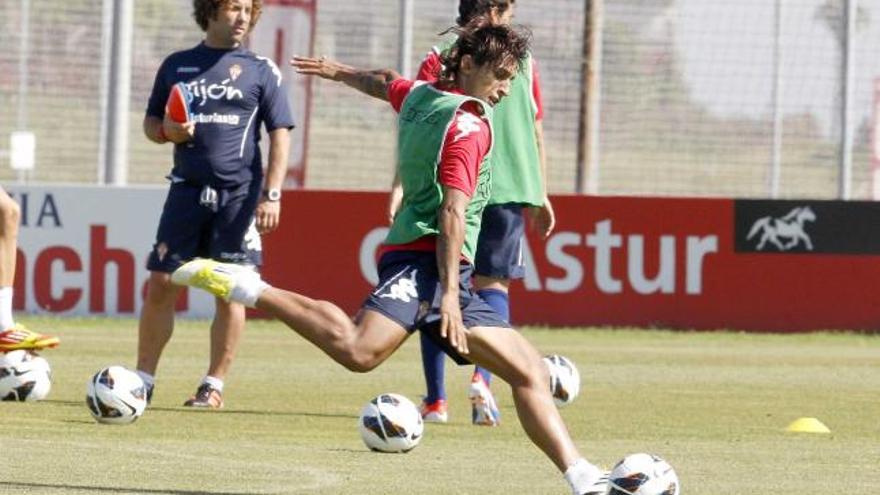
[162,114,195,144]
[387,184,403,224]
[439,292,468,355]
[255,199,281,234]
[289,55,353,81]
[528,196,556,239]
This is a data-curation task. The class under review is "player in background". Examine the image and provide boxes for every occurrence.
[388,0,554,426]
[173,20,608,495]
[136,0,294,408]
[0,188,60,353]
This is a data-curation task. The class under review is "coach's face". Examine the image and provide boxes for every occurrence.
[208,0,253,47]
[459,55,516,107]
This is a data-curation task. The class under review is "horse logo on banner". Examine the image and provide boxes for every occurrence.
[746,206,817,251]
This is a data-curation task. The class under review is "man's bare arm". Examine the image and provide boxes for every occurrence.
[290,56,400,101]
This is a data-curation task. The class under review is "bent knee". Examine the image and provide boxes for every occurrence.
[145,275,179,306]
[0,200,20,234]
[507,356,550,389]
[340,349,384,373]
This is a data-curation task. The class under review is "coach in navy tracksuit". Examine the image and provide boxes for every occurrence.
[136,0,294,409]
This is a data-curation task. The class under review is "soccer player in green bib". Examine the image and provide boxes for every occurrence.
[172,19,608,495]
[390,0,555,427]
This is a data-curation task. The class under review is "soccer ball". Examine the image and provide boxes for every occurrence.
[357,393,424,453]
[85,366,147,425]
[543,354,580,407]
[608,453,680,495]
[0,350,51,401]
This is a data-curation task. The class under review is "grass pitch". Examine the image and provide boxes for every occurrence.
[0,318,877,494]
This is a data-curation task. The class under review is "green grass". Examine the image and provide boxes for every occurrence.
[1,318,878,494]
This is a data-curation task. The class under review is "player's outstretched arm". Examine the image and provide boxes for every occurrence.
[290,55,400,102]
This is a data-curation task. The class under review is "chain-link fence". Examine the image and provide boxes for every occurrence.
[1,0,878,198]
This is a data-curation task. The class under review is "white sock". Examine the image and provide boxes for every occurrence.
[202,375,224,392]
[136,370,155,389]
[229,272,269,308]
[0,287,14,329]
[564,458,604,495]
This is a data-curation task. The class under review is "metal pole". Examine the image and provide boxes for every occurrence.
[576,0,603,194]
[104,0,133,186]
[97,0,113,184]
[17,0,30,131]
[398,0,414,77]
[769,0,784,198]
[16,0,31,183]
[838,0,856,199]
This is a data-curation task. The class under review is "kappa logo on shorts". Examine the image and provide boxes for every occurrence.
[378,270,419,303]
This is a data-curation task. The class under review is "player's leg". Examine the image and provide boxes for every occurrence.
[183,185,261,408]
[418,332,449,422]
[137,271,181,387]
[179,296,244,408]
[468,203,525,425]
[0,187,59,352]
[136,182,208,401]
[255,289,408,371]
[464,324,607,495]
[173,251,433,372]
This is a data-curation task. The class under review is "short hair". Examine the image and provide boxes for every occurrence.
[439,17,531,85]
[192,0,263,32]
[457,0,515,26]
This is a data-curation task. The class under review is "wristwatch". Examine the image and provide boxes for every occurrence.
[263,188,281,202]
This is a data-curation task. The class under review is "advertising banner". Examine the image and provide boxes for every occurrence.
[10,186,215,318]
[11,187,880,332]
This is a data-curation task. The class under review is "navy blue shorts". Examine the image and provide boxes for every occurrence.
[474,203,525,279]
[362,251,512,364]
[146,180,262,273]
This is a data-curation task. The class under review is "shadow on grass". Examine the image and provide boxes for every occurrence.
[0,481,271,495]
[45,399,355,420]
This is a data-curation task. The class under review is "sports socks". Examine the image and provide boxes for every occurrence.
[0,286,14,329]
[420,331,446,403]
[229,273,269,308]
[564,458,604,495]
[202,375,224,392]
[136,370,155,390]
[474,288,510,386]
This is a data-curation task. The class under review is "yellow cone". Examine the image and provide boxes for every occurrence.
[786,417,831,434]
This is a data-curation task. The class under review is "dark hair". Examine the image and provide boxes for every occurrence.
[439,17,531,85]
[192,0,263,32]
[457,0,515,26]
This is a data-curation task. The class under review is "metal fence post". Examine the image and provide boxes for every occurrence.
[576,0,603,195]
[838,0,856,199]
[769,0,785,198]
[103,0,133,186]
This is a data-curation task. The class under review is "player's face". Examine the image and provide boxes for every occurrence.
[207,0,253,47]
[459,56,516,107]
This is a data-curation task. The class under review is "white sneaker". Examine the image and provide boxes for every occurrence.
[468,374,500,426]
[581,471,609,495]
